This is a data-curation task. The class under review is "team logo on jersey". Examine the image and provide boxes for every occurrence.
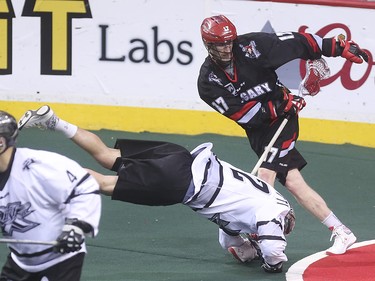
[224,82,237,96]
[224,82,246,96]
[240,41,261,59]
[22,158,38,170]
[208,71,223,86]
[0,202,40,235]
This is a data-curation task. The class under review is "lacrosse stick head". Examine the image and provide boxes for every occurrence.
[299,58,330,96]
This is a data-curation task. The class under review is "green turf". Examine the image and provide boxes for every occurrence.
[1,128,374,280]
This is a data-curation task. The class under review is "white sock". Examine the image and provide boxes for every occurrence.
[54,118,78,139]
[321,212,343,230]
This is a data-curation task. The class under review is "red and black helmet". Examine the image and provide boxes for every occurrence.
[201,15,237,45]
[200,15,237,66]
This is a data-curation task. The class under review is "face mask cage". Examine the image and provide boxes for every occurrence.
[205,41,234,66]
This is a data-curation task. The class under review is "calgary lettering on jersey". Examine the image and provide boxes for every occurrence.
[210,69,271,101]
[299,23,374,90]
[0,0,193,76]
[209,69,271,100]
[239,82,272,102]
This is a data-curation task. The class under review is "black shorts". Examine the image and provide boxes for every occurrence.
[244,115,307,185]
[110,139,193,206]
[0,253,85,281]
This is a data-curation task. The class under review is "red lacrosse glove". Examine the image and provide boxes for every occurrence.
[281,92,306,116]
[337,35,369,64]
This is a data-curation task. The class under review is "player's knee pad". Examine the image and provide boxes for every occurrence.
[218,229,245,249]
[259,239,287,265]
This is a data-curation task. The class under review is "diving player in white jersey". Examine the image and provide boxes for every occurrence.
[18,105,295,273]
[0,110,101,281]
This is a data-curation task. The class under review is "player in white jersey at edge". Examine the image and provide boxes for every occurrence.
[0,110,101,281]
[18,105,296,274]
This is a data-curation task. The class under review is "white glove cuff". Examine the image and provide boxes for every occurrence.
[62,224,84,236]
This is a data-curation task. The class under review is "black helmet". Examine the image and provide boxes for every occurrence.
[0,111,18,147]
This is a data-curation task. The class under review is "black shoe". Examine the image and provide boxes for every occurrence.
[261,261,283,273]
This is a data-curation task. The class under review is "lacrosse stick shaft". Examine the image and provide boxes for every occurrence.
[0,238,57,246]
[251,117,289,175]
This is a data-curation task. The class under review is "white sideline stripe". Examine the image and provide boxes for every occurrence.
[285,240,375,281]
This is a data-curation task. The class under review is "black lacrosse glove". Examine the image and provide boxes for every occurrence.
[261,261,283,273]
[53,224,85,254]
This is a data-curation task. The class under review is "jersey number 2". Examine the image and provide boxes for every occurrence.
[231,168,270,194]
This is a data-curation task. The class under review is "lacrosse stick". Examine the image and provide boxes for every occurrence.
[251,59,329,175]
[0,238,57,246]
[251,117,289,175]
[298,58,330,96]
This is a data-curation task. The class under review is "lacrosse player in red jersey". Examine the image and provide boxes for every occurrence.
[197,15,369,256]
[0,111,101,281]
[18,105,297,273]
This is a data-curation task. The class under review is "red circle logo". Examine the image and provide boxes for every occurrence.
[287,240,375,280]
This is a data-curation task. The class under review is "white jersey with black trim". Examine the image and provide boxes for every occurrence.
[185,142,291,237]
[0,147,101,272]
